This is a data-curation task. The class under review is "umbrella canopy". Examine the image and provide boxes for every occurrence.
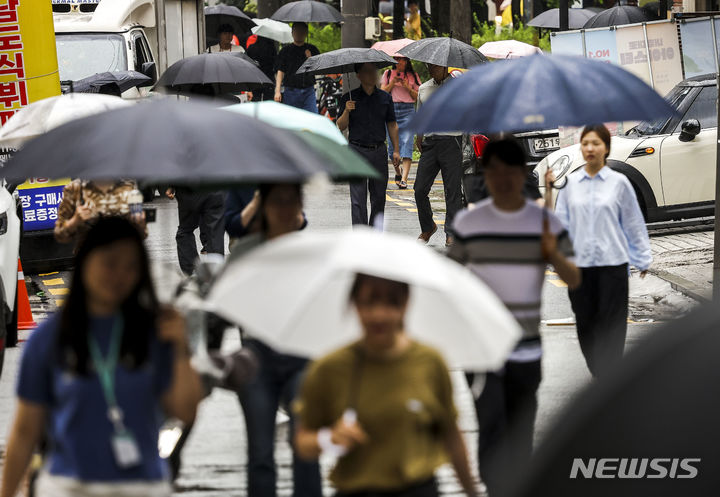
[1,100,334,185]
[479,40,543,59]
[504,306,720,497]
[297,48,396,76]
[0,93,132,149]
[397,37,489,69]
[583,5,660,28]
[155,53,272,94]
[72,71,151,94]
[528,8,597,29]
[224,100,347,144]
[409,54,676,135]
[251,18,293,44]
[371,38,416,58]
[292,131,381,180]
[207,228,522,370]
[270,0,344,23]
[204,5,256,44]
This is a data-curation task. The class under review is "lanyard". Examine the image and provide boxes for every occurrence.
[88,315,126,432]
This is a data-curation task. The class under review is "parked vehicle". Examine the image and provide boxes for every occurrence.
[317,74,343,121]
[535,74,717,222]
[0,182,20,379]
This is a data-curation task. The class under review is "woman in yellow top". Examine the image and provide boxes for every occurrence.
[295,274,478,497]
[406,0,422,40]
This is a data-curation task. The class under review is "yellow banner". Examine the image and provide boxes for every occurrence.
[16,178,70,190]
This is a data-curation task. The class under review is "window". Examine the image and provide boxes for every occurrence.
[56,33,127,81]
[678,86,718,130]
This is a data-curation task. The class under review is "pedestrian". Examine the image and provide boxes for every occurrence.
[230,183,321,497]
[208,23,245,53]
[274,22,319,113]
[294,273,479,497]
[414,64,463,246]
[165,187,226,276]
[448,137,580,496]
[54,178,146,245]
[246,34,277,102]
[0,216,203,497]
[380,56,420,189]
[406,0,422,40]
[549,124,652,378]
[336,62,401,228]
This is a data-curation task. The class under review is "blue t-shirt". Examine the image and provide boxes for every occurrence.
[17,313,174,482]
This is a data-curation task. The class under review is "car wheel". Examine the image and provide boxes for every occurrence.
[0,304,6,379]
[632,183,648,222]
[6,284,18,347]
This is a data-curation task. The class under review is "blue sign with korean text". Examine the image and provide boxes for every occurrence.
[17,185,64,231]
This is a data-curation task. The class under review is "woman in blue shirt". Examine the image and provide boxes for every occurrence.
[1,217,203,497]
[551,124,652,378]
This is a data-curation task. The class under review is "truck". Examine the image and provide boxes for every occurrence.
[52,0,206,94]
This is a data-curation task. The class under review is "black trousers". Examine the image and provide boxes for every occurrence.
[414,136,463,235]
[335,478,438,497]
[175,190,226,275]
[467,360,541,497]
[349,144,389,228]
[568,264,629,378]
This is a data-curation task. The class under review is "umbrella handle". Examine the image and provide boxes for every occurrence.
[346,72,353,103]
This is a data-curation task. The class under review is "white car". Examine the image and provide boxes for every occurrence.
[0,182,20,378]
[535,74,716,222]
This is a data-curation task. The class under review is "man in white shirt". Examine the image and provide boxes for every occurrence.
[208,24,246,53]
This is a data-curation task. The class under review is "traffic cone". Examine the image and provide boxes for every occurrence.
[17,259,37,330]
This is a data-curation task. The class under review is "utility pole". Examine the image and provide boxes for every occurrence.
[393,0,404,39]
[342,0,369,48]
[559,0,569,31]
[257,0,281,19]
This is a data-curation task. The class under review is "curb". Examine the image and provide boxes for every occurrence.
[650,269,712,303]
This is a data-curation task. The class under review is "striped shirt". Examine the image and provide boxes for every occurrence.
[449,199,574,362]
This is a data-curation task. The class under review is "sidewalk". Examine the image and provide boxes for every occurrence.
[649,231,713,302]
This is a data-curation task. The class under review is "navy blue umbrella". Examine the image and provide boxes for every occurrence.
[409,54,677,135]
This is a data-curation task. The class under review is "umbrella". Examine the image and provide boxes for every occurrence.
[583,5,660,28]
[371,38,416,58]
[251,18,293,44]
[270,0,344,23]
[503,305,720,497]
[155,53,272,95]
[229,51,260,66]
[1,100,347,185]
[397,37,489,69]
[72,71,151,94]
[206,228,522,370]
[0,93,132,149]
[478,40,543,59]
[409,54,676,135]
[204,5,256,45]
[296,47,396,76]
[527,8,597,29]
[223,100,347,144]
[292,131,382,180]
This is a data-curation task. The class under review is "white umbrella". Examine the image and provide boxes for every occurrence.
[478,40,543,59]
[0,93,132,149]
[206,229,522,371]
[251,18,293,44]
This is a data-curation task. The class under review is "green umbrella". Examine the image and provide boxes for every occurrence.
[292,130,382,181]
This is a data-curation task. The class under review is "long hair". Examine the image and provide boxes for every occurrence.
[387,57,421,86]
[57,216,159,375]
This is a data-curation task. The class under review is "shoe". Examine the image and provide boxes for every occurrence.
[398,180,408,189]
[417,223,438,243]
[395,173,402,187]
[446,235,454,247]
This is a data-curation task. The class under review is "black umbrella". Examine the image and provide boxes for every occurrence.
[528,8,598,29]
[397,37,489,69]
[583,5,660,28]
[270,0,344,23]
[205,5,256,46]
[296,48,396,76]
[2,100,332,185]
[500,305,720,497]
[155,53,272,95]
[72,71,152,94]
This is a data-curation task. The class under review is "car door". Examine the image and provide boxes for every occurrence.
[659,85,717,207]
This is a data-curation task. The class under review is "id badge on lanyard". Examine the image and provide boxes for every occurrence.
[89,315,143,469]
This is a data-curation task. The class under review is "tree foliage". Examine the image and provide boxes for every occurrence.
[471,17,551,52]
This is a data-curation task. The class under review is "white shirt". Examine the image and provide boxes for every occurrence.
[416,77,462,137]
[208,44,245,53]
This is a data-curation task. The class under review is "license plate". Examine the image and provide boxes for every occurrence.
[533,137,561,151]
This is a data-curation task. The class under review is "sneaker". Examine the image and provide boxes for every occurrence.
[418,223,438,243]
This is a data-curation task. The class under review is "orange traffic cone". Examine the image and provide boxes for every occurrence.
[17,259,37,330]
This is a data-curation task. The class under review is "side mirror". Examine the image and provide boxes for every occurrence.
[140,61,157,86]
[679,119,701,142]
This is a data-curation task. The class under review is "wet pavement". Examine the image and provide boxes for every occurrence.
[0,168,698,496]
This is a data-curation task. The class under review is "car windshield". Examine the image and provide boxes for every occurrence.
[630,85,693,136]
[56,33,127,81]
